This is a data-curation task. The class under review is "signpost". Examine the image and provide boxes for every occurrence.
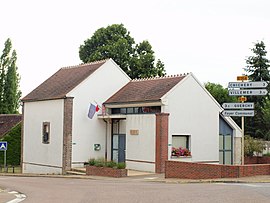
[0,141,7,170]
[226,75,268,165]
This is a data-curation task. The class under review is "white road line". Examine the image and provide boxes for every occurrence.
[7,191,26,203]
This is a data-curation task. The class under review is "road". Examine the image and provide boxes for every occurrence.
[0,176,270,203]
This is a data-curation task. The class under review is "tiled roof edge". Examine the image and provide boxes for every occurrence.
[132,73,189,81]
[61,59,109,70]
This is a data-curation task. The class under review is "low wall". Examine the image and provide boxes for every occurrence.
[245,156,270,164]
[165,161,270,179]
[86,166,127,178]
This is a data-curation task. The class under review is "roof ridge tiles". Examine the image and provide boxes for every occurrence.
[61,59,108,69]
[131,73,188,82]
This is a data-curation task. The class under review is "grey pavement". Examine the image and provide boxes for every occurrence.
[1,170,270,203]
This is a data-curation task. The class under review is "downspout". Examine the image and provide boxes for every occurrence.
[103,119,108,161]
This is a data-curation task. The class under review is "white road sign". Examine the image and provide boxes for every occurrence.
[222,102,254,109]
[228,89,268,96]
[222,110,254,117]
[0,141,7,151]
[228,81,268,89]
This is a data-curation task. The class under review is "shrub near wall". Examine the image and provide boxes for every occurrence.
[245,156,270,164]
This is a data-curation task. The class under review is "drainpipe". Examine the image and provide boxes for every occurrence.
[103,119,108,161]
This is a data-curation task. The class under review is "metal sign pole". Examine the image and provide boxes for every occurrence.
[4,150,6,170]
[241,113,244,165]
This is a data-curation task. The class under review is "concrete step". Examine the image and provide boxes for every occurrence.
[66,169,86,175]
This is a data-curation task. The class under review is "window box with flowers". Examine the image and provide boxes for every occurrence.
[171,147,191,158]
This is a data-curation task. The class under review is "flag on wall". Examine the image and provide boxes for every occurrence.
[88,103,101,119]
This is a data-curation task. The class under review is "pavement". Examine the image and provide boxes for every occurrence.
[1,170,270,203]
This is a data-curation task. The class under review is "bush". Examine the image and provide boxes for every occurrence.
[264,152,270,157]
[88,158,96,166]
[94,158,106,167]
[244,135,265,156]
[87,158,125,169]
[106,161,117,168]
[117,162,126,169]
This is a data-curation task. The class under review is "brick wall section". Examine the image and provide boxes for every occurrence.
[86,166,127,178]
[165,160,270,179]
[245,156,270,164]
[155,113,169,173]
[62,97,73,174]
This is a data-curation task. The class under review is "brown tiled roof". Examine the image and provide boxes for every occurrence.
[105,74,187,104]
[0,114,22,138]
[22,60,107,101]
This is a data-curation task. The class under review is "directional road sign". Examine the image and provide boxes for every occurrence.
[0,141,7,151]
[222,102,254,109]
[228,89,268,96]
[228,81,268,89]
[222,110,254,117]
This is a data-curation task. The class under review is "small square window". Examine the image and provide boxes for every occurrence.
[42,122,50,144]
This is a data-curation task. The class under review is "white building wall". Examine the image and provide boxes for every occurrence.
[163,75,221,163]
[23,99,64,174]
[125,114,156,172]
[67,60,130,167]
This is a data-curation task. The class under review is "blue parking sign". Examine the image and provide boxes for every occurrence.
[0,141,7,151]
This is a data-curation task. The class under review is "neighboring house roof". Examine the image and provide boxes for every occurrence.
[0,114,22,138]
[104,74,186,104]
[22,60,107,102]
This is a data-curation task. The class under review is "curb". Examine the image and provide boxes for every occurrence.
[1,173,270,184]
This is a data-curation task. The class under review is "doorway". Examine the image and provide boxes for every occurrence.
[111,119,126,163]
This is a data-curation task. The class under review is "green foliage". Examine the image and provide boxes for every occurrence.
[79,24,166,79]
[244,41,270,139]
[0,123,21,165]
[0,39,21,114]
[87,158,125,169]
[116,162,126,169]
[88,158,96,166]
[244,135,265,156]
[264,152,270,157]
[106,161,117,168]
[205,82,237,105]
[94,158,106,167]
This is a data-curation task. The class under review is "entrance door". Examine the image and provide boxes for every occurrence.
[112,120,126,163]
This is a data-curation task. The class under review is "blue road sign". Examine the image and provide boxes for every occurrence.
[0,141,7,151]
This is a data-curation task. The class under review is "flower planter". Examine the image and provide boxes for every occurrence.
[86,165,127,178]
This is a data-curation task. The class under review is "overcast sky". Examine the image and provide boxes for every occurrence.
[1,0,270,97]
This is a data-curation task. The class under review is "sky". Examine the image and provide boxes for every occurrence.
[1,0,270,97]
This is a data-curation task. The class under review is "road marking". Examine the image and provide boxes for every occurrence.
[7,191,26,203]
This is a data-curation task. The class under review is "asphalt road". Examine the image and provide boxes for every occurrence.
[0,176,270,203]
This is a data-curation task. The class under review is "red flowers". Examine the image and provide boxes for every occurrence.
[171,147,191,157]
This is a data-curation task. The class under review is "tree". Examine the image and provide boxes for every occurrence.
[0,38,21,114]
[0,124,21,165]
[204,82,237,105]
[79,24,166,79]
[244,41,270,139]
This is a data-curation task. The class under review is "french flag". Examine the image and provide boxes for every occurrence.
[88,103,100,119]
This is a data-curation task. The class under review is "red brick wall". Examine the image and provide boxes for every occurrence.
[155,113,169,173]
[245,156,270,164]
[165,160,270,179]
[86,166,127,178]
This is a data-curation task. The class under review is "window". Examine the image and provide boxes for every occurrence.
[42,122,50,144]
[172,135,190,149]
[171,135,191,157]
[111,106,161,115]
